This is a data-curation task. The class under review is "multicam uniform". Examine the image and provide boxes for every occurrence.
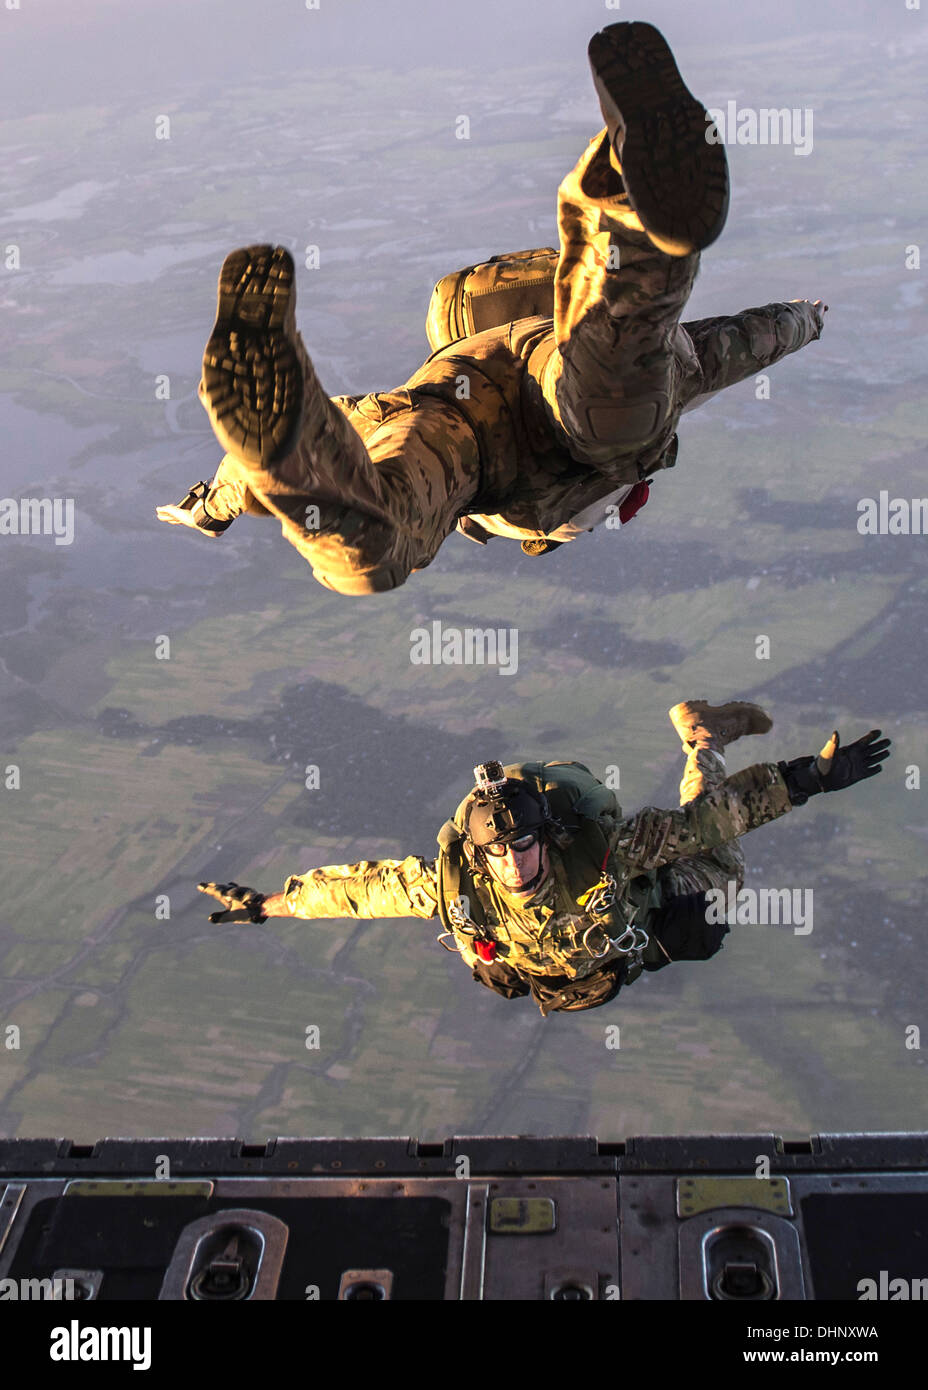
[280,743,793,1014]
[202,129,823,594]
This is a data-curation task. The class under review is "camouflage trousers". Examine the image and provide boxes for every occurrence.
[204,130,806,594]
[659,740,745,900]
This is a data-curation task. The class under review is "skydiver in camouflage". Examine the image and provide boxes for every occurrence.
[157,21,828,595]
[197,702,890,1016]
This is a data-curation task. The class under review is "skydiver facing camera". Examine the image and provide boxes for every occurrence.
[198,701,889,1016]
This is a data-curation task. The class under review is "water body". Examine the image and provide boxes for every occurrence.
[6,179,116,223]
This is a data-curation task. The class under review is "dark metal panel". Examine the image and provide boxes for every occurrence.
[0,1183,27,1261]
[481,1178,618,1300]
[814,1134,928,1168]
[623,1135,785,1171]
[619,1176,679,1300]
[2,1134,928,1179]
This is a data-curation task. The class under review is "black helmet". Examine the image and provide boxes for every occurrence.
[462,762,551,889]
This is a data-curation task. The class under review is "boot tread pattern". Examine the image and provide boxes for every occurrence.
[589,21,729,254]
[202,244,303,466]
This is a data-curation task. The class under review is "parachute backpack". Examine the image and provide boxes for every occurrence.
[435,761,649,997]
[425,248,559,352]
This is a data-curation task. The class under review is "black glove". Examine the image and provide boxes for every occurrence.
[197,880,267,923]
[779,729,891,807]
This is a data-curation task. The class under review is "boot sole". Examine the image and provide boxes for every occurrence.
[588,21,729,255]
[201,244,303,467]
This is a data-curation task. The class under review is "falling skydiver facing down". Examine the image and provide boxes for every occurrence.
[197,702,891,1017]
[157,21,828,594]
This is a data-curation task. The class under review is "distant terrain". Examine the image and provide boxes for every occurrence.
[1,12,926,1140]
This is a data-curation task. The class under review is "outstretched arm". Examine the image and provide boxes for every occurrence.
[610,726,890,874]
[279,855,440,919]
[156,458,271,534]
[199,855,441,923]
[610,761,792,873]
[681,299,827,405]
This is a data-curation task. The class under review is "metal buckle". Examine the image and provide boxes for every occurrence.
[609,924,650,958]
[438,895,488,956]
[580,922,614,959]
[447,895,479,934]
[580,897,650,962]
[581,873,617,918]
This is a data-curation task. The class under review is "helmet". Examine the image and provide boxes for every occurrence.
[462,761,552,891]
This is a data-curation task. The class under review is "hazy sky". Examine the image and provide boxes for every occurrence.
[1,0,916,117]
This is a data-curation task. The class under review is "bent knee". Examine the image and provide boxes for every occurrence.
[571,393,674,448]
[313,561,410,596]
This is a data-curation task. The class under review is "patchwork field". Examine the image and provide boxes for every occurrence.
[1,17,926,1140]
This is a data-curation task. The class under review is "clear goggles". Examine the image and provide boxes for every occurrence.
[483,830,541,857]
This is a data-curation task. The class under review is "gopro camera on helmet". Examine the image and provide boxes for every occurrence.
[473,761,507,795]
[466,763,548,844]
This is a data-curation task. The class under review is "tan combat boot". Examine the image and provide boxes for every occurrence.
[669,699,773,751]
[197,245,413,595]
[587,21,730,256]
[199,244,305,468]
[670,700,772,806]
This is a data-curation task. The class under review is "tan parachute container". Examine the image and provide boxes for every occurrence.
[425,247,559,352]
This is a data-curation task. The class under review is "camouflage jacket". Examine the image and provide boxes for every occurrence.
[216,298,821,548]
[282,761,793,983]
[330,298,822,542]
